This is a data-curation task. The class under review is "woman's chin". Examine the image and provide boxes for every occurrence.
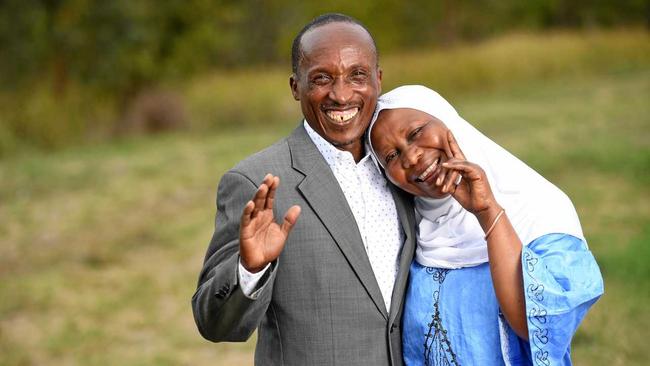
[421,190,451,199]
[399,181,452,199]
[435,192,452,199]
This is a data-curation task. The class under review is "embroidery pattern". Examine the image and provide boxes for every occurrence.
[423,268,459,366]
[524,252,550,366]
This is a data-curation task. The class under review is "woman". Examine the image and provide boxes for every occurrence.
[367,85,603,365]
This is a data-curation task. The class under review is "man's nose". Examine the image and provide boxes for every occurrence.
[401,145,421,169]
[328,77,353,104]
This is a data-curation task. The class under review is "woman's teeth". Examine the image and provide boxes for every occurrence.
[326,108,359,123]
[417,158,440,181]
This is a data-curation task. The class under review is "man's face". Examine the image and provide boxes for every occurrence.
[290,22,382,155]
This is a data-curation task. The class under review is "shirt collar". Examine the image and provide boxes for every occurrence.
[303,120,375,168]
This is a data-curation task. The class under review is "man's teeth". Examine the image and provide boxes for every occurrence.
[326,108,359,123]
[417,158,440,181]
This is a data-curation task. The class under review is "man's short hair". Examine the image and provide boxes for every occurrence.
[291,13,378,75]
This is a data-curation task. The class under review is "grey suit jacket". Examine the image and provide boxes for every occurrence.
[192,124,416,365]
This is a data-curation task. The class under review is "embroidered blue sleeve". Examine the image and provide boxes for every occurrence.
[516,233,603,365]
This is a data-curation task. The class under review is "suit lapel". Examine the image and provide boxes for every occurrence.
[288,126,388,319]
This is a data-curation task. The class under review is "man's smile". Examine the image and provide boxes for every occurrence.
[323,107,360,125]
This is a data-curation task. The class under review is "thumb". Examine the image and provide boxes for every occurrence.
[281,205,301,235]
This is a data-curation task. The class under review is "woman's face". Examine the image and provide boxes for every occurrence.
[370,108,453,198]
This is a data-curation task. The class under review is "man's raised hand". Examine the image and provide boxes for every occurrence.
[239,174,301,273]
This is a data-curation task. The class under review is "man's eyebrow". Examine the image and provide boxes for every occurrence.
[307,67,330,74]
[307,62,372,74]
[348,63,371,70]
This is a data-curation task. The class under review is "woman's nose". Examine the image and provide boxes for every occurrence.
[401,146,421,168]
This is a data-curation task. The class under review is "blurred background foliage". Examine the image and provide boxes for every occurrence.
[0,0,647,155]
[1,2,649,365]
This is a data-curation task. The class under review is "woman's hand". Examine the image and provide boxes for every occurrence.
[442,131,529,339]
[239,174,301,273]
[440,131,499,216]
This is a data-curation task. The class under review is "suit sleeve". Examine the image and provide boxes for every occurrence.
[191,170,278,342]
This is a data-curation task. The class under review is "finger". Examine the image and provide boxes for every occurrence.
[252,183,269,217]
[435,167,447,186]
[280,205,301,235]
[265,176,279,210]
[441,170,461,193]
[442,159,479,178]
[450,178,471,204]
[259,174,274,211]
[262,173,274,187]
[447,130,466,160]
[442,161,472,196]
[442,159,483,180]
[240,200,255,227]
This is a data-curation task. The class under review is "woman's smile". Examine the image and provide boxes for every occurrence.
[415,156,442,182]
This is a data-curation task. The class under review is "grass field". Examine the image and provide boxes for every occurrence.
[1,32,649,365]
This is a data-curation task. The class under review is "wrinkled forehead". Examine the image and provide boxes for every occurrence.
[378,107,434,120]
[372,107,437,135]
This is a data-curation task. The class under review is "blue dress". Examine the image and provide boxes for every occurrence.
[402,234,603,365]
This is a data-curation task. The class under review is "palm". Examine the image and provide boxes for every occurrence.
[239,174,301,272]
[241,208,288,268]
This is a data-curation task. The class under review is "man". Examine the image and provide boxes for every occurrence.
[192,13,415,365]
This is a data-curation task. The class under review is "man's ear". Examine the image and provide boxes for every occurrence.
[289,74,300,101]
[376,67,383,93]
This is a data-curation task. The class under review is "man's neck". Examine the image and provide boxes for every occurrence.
[303,121,367,163]
[340,142,364,163]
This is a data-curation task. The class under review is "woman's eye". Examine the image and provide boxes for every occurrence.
[408,127,423,141]
[385,151,398,163]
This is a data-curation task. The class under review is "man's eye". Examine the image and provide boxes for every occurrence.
[350,70,368,82]
[311,75,330,85]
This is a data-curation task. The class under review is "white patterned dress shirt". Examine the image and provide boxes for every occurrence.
[239,121,404,311]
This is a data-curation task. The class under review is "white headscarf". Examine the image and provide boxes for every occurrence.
[368,85,585,269]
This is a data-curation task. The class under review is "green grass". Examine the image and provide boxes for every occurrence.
[1,35,649,364]
[456,71,650,365]
[0,131,279,365]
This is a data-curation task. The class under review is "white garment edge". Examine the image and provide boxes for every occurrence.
[238,260,271,299]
